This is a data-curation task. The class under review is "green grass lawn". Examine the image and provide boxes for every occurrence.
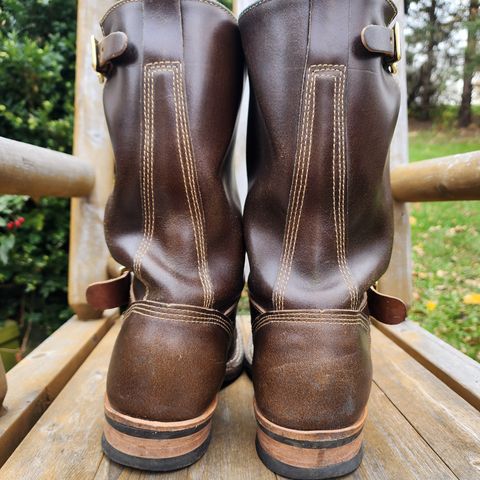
[409,126,480,361]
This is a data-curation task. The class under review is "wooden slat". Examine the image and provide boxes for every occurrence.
[0,137,94,197]
[374,319,480,411]
[68,0,116,319]
[0,357,6,409]
[0,310,118,467]
[392,151,480,202]
[371,327,480,479]
[378,1,413,307]
[0,317,471,479]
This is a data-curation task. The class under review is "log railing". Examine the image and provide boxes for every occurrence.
[0,137,95,198]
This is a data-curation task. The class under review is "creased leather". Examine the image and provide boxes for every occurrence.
[240,0,402,431]
[96,0,245,422]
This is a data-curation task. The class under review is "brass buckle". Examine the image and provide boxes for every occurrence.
[90,35,105,84]
[390,22,402,74]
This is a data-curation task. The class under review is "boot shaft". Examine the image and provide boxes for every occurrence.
[101,0,245,311]
[240,0,401,311]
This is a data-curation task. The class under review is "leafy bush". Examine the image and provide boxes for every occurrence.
[0,0,76,355]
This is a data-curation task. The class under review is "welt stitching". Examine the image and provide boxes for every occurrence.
[173,64,214,308]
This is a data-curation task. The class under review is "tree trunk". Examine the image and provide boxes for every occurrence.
[458,0,479,128]
[419,0,437,121]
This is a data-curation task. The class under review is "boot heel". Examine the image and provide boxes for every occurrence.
[102,396,216,471]
[254,401,366,480]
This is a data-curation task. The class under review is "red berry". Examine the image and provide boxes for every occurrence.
[7,221,14,230]
[18,217,25,224]
[14,219,21,228]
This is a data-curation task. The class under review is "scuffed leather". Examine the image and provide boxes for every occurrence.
[99,0,245,422]
[240,0,401,431]
[108,302,233,421]
[253,309,371,430]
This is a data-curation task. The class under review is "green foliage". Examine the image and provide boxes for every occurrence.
[0,0,76,353]
[409,127,480,361]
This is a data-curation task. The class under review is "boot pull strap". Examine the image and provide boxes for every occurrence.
[86,269,131,311]
[91,32,128,81]
[367,286,407,325]
[361,22,401,73]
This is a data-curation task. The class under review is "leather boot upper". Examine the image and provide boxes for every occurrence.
[96,0,245,422]
[240,0,402,430]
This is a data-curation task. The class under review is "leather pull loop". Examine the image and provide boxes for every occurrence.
[361,25,395,56]
[361,22,402,73]
[367,287,407,325]
[91,32,128,80]
[86,270,131,311]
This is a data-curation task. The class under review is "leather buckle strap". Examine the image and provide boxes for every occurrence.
[86,269,131,311]
[91,31,128,83]
[367,286,407,325]
[361,22,402,74]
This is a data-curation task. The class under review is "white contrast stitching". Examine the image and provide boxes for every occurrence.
[272,64,359,311]
[132,62,214,306]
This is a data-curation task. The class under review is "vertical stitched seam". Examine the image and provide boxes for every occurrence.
[337,69,358,307]
[174,64,215,308]
[272,65,346,311]
[277,69,317,310]
[133,63,157,298]
[133,61,214,306]
[169,64,209,307]
[272,71,311,310]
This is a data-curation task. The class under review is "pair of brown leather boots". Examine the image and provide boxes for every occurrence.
[88,0,406,478]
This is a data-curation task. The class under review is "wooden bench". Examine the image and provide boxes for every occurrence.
[0,0,480,477]
[0,316,479,479]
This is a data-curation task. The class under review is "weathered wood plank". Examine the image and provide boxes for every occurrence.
[391,151,480,202]
[378,1,413,307]
[0,315,463,480]
[0,137,95,197]
[374,319,480,411]
[371,327,480,479]
[0,319,121,480]
[0,310,118,467]
[68,0,116,319]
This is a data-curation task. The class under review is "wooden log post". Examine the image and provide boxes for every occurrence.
[0,357,6,411]
[69,0,116,319]
[392,151,480,202]
[378,0,414,307]
[0,137,94,197]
